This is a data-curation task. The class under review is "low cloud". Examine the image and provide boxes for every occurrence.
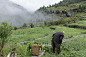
[9,0,63,12]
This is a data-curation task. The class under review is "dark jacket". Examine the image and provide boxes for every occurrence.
[52,32,64,44]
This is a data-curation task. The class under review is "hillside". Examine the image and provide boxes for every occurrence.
[0,0,31,28]
[36,0,86,28]
[37,0,86,16]
[0,0,86,57]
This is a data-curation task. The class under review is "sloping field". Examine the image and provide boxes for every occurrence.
[34,26,86,44]
[1,25,86,57]
[41,35,86,57]
[68,20,86,26]
[6,27,53,45]
[6,25,86,45]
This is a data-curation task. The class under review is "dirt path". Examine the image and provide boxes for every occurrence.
[5,30,86,47]
[17,31,55,45]
[46,34,86,46]
[17,34,51,45]
[62,34,85,43]
[16,32,86,45]
[4,32,86,57]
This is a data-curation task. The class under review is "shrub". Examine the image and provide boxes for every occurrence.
[22,23,27,27]
[63,23,68,26]
[30,23,34,28]
[0,21,12,54]
[44,21,48,26]
[14,27,17,31]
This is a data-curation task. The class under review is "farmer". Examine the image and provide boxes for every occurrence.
[52,31,64,54]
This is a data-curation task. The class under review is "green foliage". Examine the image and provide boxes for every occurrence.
[26,42,32,56]
[63,23,68,26]
[81,31,86,34]
[26,41,42,56]
[77,5,86,12]
[0,21,12,38]
[44,33,49,36]
[48,21,55,25]
[42,45,52,53]
[0,21,12,53]
[35,26,85,44]
[30,23,34,28]
[39,23,45,29]
[6,27,53,45]
[44,21,48,26]
[22,23,27,27]
[14,27,17,31]
[41,36,86,57]
[1,0,86,56]
[67,20,86,27]
[48,17,78,25]
[63,0,85,3]
[1,25,86,56]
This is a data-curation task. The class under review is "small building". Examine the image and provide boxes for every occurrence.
[53,10,60,14]
[56,10,60,14]
[66,12,71,17]
[53,10,56,13]
[62,11,67,14]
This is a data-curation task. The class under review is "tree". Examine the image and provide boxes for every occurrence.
[44,21,48,26]
[14,27,17,31]
[0,21,12,53]
[22,23,27,27]
[79,5,81,9]
[49,5,51,7]
[30,23,34,28]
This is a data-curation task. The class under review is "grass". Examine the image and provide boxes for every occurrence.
[5,25,86,45]
[45,1,86,12]
[66,12,86,27]
[1,0,86,57]
[41,35,86,57]
[0,45,26,57]
[6,27,53,45]
[68,20,86,26]
[0,25,86,57]
[34,25,85,44]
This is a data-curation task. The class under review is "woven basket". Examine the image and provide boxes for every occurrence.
[30,42,42,55]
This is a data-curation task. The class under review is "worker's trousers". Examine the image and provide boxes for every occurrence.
[52,39,60,55]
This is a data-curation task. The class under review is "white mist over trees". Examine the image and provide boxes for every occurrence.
[0,0,31,28]
[0,0,58,28]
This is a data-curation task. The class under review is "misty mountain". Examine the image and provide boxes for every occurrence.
[0,0,31,27]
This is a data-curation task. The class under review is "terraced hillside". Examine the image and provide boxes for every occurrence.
[1,0,86,57]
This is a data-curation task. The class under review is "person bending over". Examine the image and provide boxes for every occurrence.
[52,31,64,54]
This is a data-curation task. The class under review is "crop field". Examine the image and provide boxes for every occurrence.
[0,25,84,56]
[41,35,86,57]
[66,13,86,28]
[68,20,86,26]
[0,2,86,57]
[1,11,86,57]
[75,13,86,20]
[5,25,86,45]
[1,25,86,57]
[35,26,86,44]
[6,27,53,45]
[1,0,86,57]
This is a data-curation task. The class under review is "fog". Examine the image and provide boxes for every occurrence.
[9,0,63,12]
[0,0,58,28]
[0,0,31,28]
